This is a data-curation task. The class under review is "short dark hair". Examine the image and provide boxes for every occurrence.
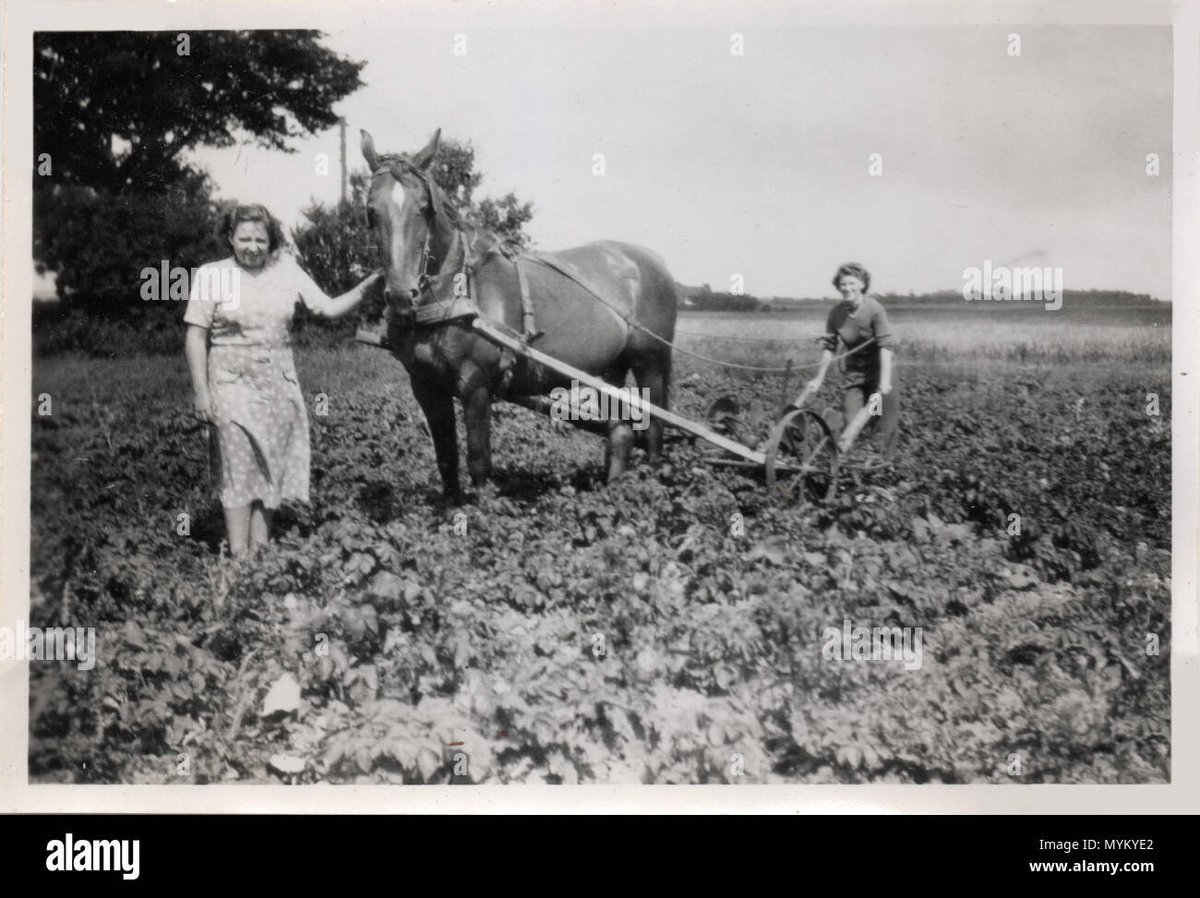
[217,203,285,254]
[833,262,870,292]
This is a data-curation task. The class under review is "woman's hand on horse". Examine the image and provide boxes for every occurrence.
[351,270,385,301]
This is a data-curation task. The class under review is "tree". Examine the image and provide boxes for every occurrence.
[429,140,484,208]
[291,171,377,295]
[427,139,534,247]
[37,180,225,310]
[34,30,366,315]
[477,193,534,249]
[34,31,365,194]
[288,170,380,345]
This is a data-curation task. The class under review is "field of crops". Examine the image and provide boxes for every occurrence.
[28,305,1171,784]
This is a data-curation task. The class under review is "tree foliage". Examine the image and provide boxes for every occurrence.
[477,193,534,249]
[34,30,365,194]
[291,172,376,298]
[427,138,533,247]
[35,180,225,312]
[34,30,365,318]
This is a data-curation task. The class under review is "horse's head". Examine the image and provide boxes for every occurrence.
[361,128,444,310]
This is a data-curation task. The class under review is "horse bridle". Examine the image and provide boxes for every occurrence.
[371,159,470,301]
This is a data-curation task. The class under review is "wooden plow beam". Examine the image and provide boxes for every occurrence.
[471,317,768,466]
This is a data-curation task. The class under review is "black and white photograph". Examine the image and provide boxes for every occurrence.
[1,0,1195,813]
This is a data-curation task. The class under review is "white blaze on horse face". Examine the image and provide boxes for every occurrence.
[383,179,420,294]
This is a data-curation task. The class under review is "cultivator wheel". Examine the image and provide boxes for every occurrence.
[763,407,840,504]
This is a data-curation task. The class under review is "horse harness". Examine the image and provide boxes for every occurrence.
[407,243,625,395]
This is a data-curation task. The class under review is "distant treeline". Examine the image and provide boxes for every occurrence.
[761,289,1164,310]
[676,283,763,312]
[676,285,1166,312]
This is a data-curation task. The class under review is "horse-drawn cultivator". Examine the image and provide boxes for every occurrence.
[359,314,875,504]
[356,128,879,503]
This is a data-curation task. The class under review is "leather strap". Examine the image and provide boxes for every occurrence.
[515,256,538,338]
[413,295,479,326]
[524,252,630,336]
[525,253,612,308]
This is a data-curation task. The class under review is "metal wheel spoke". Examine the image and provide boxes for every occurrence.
[763,408,840,504]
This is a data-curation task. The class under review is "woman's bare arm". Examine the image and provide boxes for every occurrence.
[878,347,894,394]
[311,272,385,320]
[185,324,212,421]
[795,349,834,406]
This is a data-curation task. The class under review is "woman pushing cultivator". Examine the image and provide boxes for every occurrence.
[791,262,898,467]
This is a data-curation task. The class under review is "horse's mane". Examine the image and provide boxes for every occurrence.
[374,154,464,229]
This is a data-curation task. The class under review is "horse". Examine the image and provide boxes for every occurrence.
[360,128,678,501]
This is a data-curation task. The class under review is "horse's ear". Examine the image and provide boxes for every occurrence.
[412,128,441,170]
[361,130,381,171]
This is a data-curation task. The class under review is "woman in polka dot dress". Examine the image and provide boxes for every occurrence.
[184,204,382,556]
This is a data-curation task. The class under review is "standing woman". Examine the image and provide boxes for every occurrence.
[184,204,382,556]
[796,262,898,462]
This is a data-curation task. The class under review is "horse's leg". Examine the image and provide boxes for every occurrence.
[631,349,671,464]
[458,362,494,490]
[410,372,461,502]
[603,366,635,482]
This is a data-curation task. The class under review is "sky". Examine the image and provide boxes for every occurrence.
[188,24,1173,299]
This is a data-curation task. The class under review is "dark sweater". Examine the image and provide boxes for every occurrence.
[820,296,896,386]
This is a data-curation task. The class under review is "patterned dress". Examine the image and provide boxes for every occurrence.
[184,253,330,509]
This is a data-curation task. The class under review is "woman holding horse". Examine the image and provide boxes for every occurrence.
[184,203,382,556]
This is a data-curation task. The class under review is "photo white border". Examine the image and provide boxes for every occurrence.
[1,0,1195,814]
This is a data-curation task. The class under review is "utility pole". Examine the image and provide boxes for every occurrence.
[339,117,347,204]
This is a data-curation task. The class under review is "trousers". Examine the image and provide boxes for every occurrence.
[842,380,899,459]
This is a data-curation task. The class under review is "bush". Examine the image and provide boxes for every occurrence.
[35,177,225,315]
[289,174,386,347]
[290,173,379,298]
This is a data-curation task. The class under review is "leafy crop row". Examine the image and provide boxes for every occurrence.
[28,353,1170,783]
